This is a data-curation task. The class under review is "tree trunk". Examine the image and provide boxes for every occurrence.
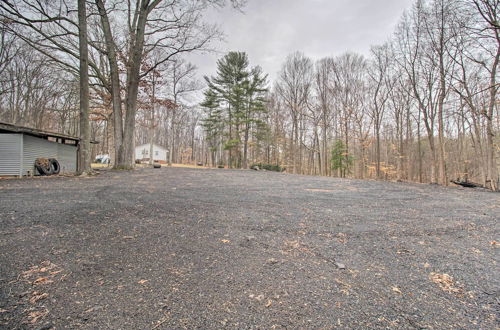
[437,52,447,185]
[149,76,156,166]
[121,7,149,169]
[375,115,381,179]
[95,0,123,167]
[77,0,91,174]
[486,45,499,191]
[243,121,249,169]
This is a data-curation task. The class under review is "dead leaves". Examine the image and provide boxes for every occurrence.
[29,292,48,304]
[336,233,348,244]
[220,239,231,244]
[392,286,403,294]
[430,273,462,294]
[248,294,276,308]
[334,278,352,295]
[21,260,56,279]
[18,260,65,324]
[138,279,149,285]
[22,261,64,287]
[26,309,49,324]
[32,277,53,286]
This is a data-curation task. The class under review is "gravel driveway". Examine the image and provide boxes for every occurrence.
[0,167,498,329]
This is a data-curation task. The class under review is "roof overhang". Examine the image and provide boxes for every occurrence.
[0,121,98,144]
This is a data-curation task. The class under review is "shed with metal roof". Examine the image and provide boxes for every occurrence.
[0,121,79,176]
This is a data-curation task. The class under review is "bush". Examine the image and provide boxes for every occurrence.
[250,163,285,172]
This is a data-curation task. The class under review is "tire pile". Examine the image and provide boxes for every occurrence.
[34,158,60,176]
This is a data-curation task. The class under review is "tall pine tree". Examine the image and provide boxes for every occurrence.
[202,52,268,168]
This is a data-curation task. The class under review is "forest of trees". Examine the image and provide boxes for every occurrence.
[201,0,499,190]
[0,0,498,190]
[0,0,242,172]
[202,52,268,169]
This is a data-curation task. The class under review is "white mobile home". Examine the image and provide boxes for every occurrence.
[135,143,168,163]
[0,121,79,176]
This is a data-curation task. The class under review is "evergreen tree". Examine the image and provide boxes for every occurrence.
[202,52,268,168]
[331,140,353,178]
[201,89,224,166]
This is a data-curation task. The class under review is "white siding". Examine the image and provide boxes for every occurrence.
[135,143,168,162]
[0,134,22,176]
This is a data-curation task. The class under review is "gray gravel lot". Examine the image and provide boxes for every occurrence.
[0,167,499,329]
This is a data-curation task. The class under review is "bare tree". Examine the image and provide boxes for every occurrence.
[275,52,313,174]
[368,43,392,178]
[78,0,91,174]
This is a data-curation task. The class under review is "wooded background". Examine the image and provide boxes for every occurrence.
[0,0,498,189]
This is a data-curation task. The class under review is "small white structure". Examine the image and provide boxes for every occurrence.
[135,143,168,163]
[95,154,110,164]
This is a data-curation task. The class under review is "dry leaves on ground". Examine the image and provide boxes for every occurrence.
[430,273,462,293]
[21,261,56,279]
[29,292,49,304]
[26,309,49,324]
[32,277,53,286]
[392,286,403,294]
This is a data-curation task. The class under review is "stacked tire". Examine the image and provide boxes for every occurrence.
[35,158,60,176]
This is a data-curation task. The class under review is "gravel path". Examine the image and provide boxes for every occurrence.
[0,167,499,329]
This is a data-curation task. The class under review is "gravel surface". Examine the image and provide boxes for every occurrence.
[0,167,499,329]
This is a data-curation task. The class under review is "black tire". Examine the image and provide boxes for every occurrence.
[34,162,50,176]
[48,158,60,175]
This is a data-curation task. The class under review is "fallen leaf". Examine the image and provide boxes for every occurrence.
[32,277,53,285]
[430,273,462,293]
[29,292,49,304]
[138,279,149,284]
[392,286,402,294]
[220,239,230,243]
[472,248,482,254]
[27,309,49,323]
[265,299,272,307]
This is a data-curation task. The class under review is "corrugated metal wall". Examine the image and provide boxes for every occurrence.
[0,134,22,176]
[22,135,57,175]
[57,143,77,173]
[22,135,77,175]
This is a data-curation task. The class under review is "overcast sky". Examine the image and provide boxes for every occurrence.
[187,0,414,84]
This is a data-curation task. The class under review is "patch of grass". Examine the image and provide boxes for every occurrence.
[91,163,111,169]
